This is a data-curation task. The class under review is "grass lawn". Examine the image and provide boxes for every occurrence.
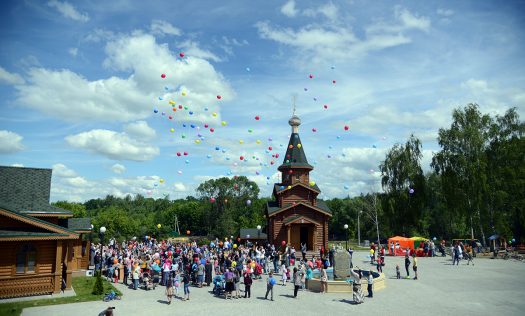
[0,276,122,316]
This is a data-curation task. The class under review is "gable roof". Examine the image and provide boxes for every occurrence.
[0,166,72,216]
[277,133,314,171]
[239,228,267,240]
[0,205,79,241]
[266,200,332,217]
[282,214,322,226]
[273,182,321,196]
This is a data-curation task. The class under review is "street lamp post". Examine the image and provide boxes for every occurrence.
[357,210,361,247]
[99,226,106,275]
[344,224,349,249]
[257,225,261,245]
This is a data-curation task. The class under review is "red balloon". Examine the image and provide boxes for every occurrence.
[255,116,260,120]
[240,156,244,160]
[180,52,185,58]
[344,125,349,131]
[268,146,272,151]
[281,240,286,246]
[332,80,336,84]
[323,105,328,109]
[168,116,172,120]
[209,197,215,203]
[270,161,274,165]
[161,74,166,78]
[312,128,317,132]
[204,124,209,128]
[210,128,215,132]
[275,153,279,158]
[178,105,183,109]
[309,74,313,79]
[216,95,222,99]
[288,170,293,174]
[183,152,188,156]
[176,152,181,156]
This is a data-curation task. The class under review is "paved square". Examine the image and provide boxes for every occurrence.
[21,252,525,316]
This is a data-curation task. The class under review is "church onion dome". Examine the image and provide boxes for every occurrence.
[288,115,301,127]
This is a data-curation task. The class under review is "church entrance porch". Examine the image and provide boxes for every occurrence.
[289,224,315,252]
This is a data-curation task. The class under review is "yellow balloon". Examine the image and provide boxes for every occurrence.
[182,91,187,96]
[169,100,175,105]
[287,185,291,189]
[297,143,302,148]
[221,121,227,126]
[250,262,255,268]
[157,224,161,228]
[170,128,175,133]
[212,112,217,117]
[309,181,315,186]
[239,140,244,144]
[195,139,201,144]
[233,244,238,248]
[256,140,261,144]
[160,179,164,183]
[232,261,237,267]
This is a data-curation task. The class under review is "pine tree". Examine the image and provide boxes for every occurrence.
[92,271,104,295]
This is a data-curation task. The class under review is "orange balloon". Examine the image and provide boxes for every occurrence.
[186,230,191,235]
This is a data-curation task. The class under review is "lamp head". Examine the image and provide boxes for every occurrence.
[257,225,261,230]
[344,224,349,229]
[99,226,106,234]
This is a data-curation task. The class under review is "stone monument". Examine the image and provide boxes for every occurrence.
[333,250,352,280]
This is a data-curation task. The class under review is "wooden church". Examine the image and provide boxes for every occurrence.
[266,114,332,252]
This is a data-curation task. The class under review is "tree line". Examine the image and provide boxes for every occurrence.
[54,104,524,245]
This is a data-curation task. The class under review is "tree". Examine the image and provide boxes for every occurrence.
[380,134,426,235]
[52,201,86,218]
[432,104,492,245]
[359,192,383,246]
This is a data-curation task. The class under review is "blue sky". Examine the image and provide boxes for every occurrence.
[1,0,524,202]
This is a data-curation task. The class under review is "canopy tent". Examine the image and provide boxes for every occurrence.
[387,236,413,256]
[410,236,429,249]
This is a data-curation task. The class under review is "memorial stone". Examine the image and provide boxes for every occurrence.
[333,250,351,280]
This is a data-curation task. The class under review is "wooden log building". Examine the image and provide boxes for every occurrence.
[0,166,91,298]
[265,114,332,252]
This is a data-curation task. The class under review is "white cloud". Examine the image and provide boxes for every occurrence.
[0,130,25,154]
[111,163,126,174]
[256,7,429,63]
[11,163,24,167]
[0,66,25,85]
[437,8,454,17]
[281,0,298,17]
[303,3,338,20]
[64,176,91,187]
[150,20,182,36]
[52,163,78,177]
[65,128,160,161]
[123,121,156,141]
[179,40,223,62]
[47,0,89,22]
[173,182,187,191]
[68,47,78,57]
[16,32,233,123]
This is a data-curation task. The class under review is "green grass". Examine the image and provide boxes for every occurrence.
[0,276,122,316]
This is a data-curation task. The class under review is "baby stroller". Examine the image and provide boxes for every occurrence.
[141,272,156,290]
[212,275,225,297]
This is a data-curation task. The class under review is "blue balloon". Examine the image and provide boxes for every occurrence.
[215,146,220,150]
[267,176,270,180]
[183,124,187,127]
[204,107,209,111]
[222,149,226,153]
[185,159,190,164]
[158,97,163,100]
[372,145,377,148]
[207,154,212,158]
[189,111,194,115]
[191,124,195,128]
[153,109,158,113]
[344,185,349,190]
[336,136,341,139]
[280,186,285,190]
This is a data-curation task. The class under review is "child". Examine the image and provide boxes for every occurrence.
[243,271,253,298]
[376,257,382,273]
[280,263,287,286]
[166,275,174,305]
[265,272,276,301]
[396,264,400,279]
[173,270,181,298]
[182,271,190,301]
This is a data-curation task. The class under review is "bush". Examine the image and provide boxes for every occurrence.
[92,271,104,295]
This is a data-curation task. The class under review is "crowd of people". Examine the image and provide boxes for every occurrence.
[89,237,354,303]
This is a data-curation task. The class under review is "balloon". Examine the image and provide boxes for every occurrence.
[297,144,302,148]
[344,125,349,131]
[332,80,336,84]
[183,152,188,156]
[309,181,315,186]
[212,112,217,117]
[312,128,317,132]
[176,152,181,156]
[256,140,261,144]
[287,185,291,189]
[221,121,227,126]
[248,129,253,133]
[179,52,185,58]
[168,116,173,120]
[159,179,164,183]
[409,188,415,194]
[246,67,251,72]
[216,95,222,99]
[172,108,176,112]
[288,144,293,149]
[185,159,189,164]
[189,111,194,115]
[344,185,349,190]
[186,230,191,235]
[177,170,182,174]
[181,134,186,138]
[157,224,161,229]
[170,128,174,133]
[268,146,272,150]
[246,199,252,206]
[178,105,183,109]
[210,128,215,132]
[233,244,238,248]
[154,109,158,113]
[240,156,244,160]
[194,139,201,144]
[161,74,166,78]
[309,74,313,79]
[304,88,308,91]
[323,105,328,109]
[210,197,216,203]
[281,240,286,246]
[255,116,260,120]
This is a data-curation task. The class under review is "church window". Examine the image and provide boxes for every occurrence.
[16,244,36,274]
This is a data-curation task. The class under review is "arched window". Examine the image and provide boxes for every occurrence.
[16,244,36,274]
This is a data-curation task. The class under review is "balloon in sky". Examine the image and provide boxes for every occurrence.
[216,95,222,99]
[154,109,158,113]
[179,52,185,58]
[312,128,317,132]
[161,74,166,78]
[239,140,244,144]
[212,112,217,117]
[255,115,260,120]
[210,197,216,203]
[309,74,313,79]
[344,125,349,131]
[240,156,244,160]
[221,121,227,126]
[297,143,302,148]
[324,105,328,109]
[210,128,215,132]
[170,128,174,133]
[309,181,315,186]
[332,80,336,84]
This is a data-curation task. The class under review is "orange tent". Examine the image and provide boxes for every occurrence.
[387,236,413,256]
